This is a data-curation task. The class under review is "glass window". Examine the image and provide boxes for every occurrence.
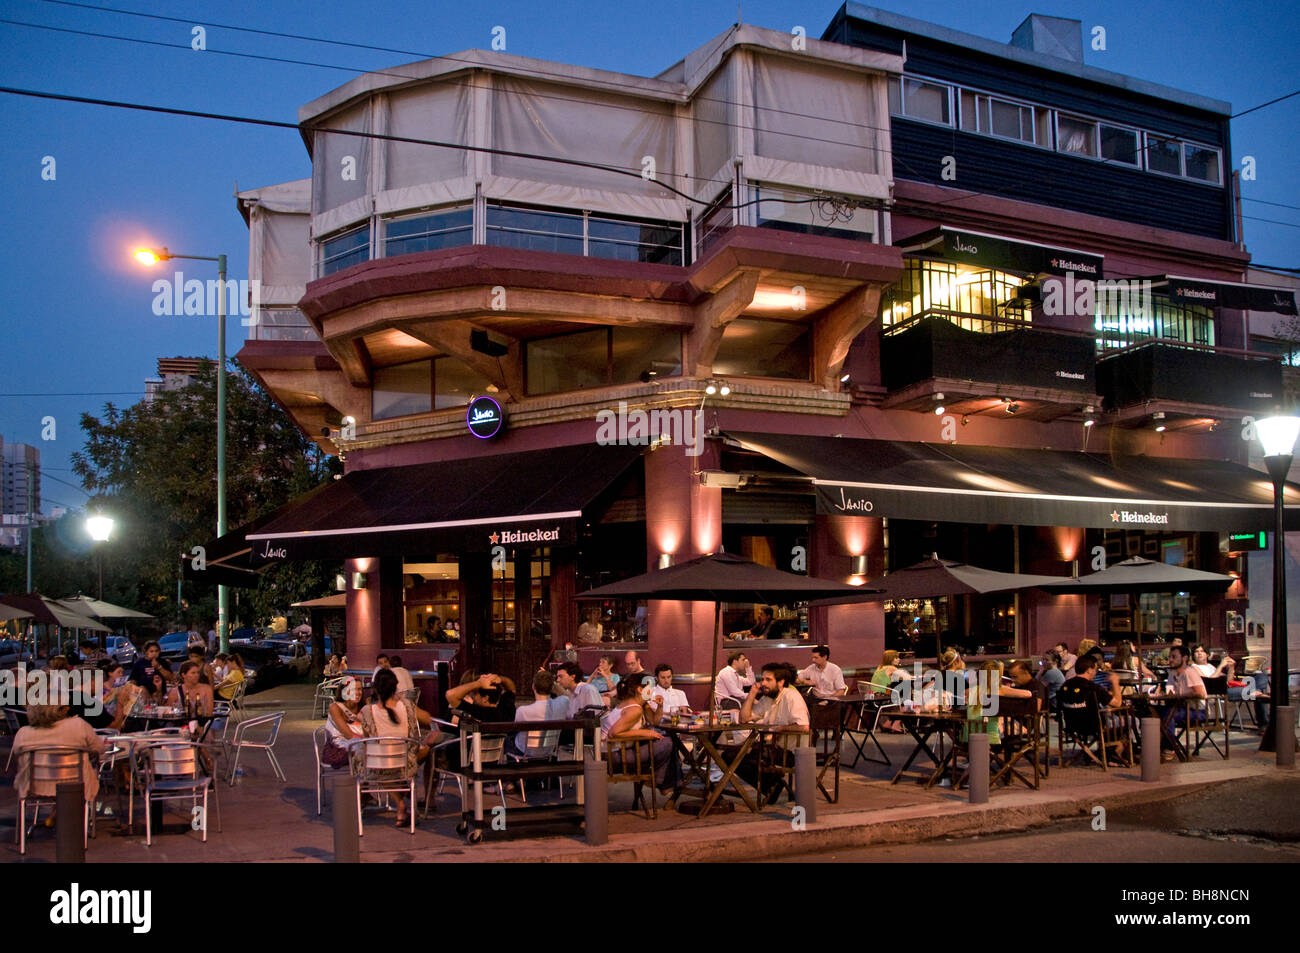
[612,328,680,385]
[713,319,810,380]
[754,185,873,241]
[486,204,583,255]
[903,78,951,125]
[1145,133,1182,175]
[887,77,901,116]
[1094,294,1214,352]
[433,357,494,410]
[990,99,1023,140]
[882,259,1028,332]
[1056,115,1098,157]
[526,329,609,395]
[321,224,370,276]
[1034,108,1053,147]
[1183,143,1221,184]
[384,207,472,258]
[373,360,431,419]
[250,308,315,342]
[1100,125,1139,166]
[959,90,978,131]
[588,214,684,266]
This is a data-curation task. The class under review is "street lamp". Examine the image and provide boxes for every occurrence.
[133,245,230,654]
[1255,414,1300,762]
[85,513,113,651]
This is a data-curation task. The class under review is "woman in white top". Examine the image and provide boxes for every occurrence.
[359,669,438,827]
[601,678,680,793]
[322,676,365,769]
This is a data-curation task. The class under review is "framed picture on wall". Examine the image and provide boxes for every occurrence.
[1144,539,1159,555]
[1110,594,1130,610]
[1159,597,1173,615]
[1159,618,1173,634]
[1111,615,1132,632]
[1172,617,1187,635]
[1126,535,1142,556]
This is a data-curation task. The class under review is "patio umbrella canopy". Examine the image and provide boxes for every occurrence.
[57,594,155,620]
[810,556,1066,606]
[577,552,873,719]
[0,603,34,623]
[1036,556,1235,594]
[0,594,112,632]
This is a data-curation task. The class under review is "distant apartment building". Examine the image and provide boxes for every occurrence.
[144,357,206,403]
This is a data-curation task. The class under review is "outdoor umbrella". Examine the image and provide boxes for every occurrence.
[576,552,873,720]
[810,556,1067,658]
[0,594,112,632]
[1035,557,1235,594]
[0,603,34,623]
[56,594,155,620]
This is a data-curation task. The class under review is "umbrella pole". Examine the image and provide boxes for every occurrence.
[709,602,721,724]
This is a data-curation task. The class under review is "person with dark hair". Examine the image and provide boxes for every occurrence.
[1054,642,1078,680]
[1156,644,1207,754]
[714,651,754,705]
[741,663,810,729]
[215,654,246,701]
[1060,654,1122,709]
[185,645,215,685]
[128,641,171,701]
[588,655,621,697]
[360,667,439,827]
[371,653,391,680]
[733,606,776,639]
[555,662,603,715]
[1007,659,1047,706]
[1038,649,1066,710]
[650,663,690,716]
[507,670,570,758]
[165,660,214,718]
[797,645,847,698]
[601,676,680,793]
[389,654,415,695]
[446,672,517,723]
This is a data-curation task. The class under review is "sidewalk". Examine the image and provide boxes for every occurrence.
[1,684,1289,863]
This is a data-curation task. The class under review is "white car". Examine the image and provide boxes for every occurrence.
[264,639,311,678]
[105,636,137,665]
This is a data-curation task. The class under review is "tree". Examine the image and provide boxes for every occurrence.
[69,359,341,628]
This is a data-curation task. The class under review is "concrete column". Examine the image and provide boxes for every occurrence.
[967,732,989,803]
[811,513,884,671]
[333,773,360,861]
[583,758,609,845]
[1141,717,1161,781]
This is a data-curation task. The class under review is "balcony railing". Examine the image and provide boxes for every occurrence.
[1096,340,1284,412]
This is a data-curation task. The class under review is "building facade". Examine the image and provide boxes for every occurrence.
[207,10,1297,694]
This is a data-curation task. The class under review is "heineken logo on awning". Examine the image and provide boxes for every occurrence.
[490,527,561,545]
[1111,509,1169,525]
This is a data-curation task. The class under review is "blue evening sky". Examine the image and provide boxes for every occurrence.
[1,0,1296,514]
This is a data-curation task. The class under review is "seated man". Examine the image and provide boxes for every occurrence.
[734,663,809,797]
[1057,654,1126,761]
[796,645,847,699]
[1156,644,1206,755]
[623,650,653,686]
[650,663,690,717]
[508,670,569,759]
[732,606,776,640]
[554,661,604,716]
[388,655,416,696]
[714,652,754,707]
[1007,659,1047,708]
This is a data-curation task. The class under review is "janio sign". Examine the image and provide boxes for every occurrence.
[467,395,505,439]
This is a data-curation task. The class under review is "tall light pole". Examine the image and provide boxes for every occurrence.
[1255,414,1300,762]
[86,513,114,599]
[133,246,230,654]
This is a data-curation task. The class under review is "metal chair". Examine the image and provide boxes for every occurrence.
[421,718,462,819]
[434,732,508,814]
[139,741,212,846]
[314,724,344,815]
[314,677,349,717]
[14,745,92,855]
[351,736,420,835]
[226,711,286,785]
[506,728,563,804]
[219,680,247,725]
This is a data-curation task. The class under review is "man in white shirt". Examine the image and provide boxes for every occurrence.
[742,663,811,729]
[509,670,569,758]
[797,645,847,699]
[554,661,604,716]
[650,664,690,716]
[715,651,754,705]
[388,655,416,695]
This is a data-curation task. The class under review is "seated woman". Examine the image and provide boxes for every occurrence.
[12,704,105,829]
[587,655,621,703]
[1111,641,1156,681]
[869,649,908,732]
[166,661,215,718]
[601,678,681,795]
[360,668,441,827]
[962,661,1033,746]
[214,654,246,701]
[323,653,344,677]
[321,676,365,769]
[91,660,143,731]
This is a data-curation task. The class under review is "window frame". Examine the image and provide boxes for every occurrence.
[319,222,372,277]
[382,204,474,258]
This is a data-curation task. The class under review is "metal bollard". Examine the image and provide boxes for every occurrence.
[967,733,989,804]
[1277,706,1296,768]
[332,774,360,862]
[55,782,85,863]
[794,745,817,823]
[584,759,608,845]
[1141,718,1162,781]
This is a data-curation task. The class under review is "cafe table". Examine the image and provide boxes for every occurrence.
[660,719,766,817]
[1145,695,1196,762]
[887,707,969,789]
[801,692,871,802]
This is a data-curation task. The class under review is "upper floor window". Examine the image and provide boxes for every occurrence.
[713,318,810,380]
[959,90,1049,146]
[753,185,875,242]
[525,328,682,396]
[882,259,1029,333]
[249,307,315,342]
[900,77,951,124]
[486,203,685,264]
[385,207,473,258]
[321,224,370,276]
[1095,294,1214,352]
[372,356,494,419]
[1056,114,1099,158]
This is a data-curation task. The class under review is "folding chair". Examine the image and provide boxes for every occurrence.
[605,736,657,819]
[14,745,93,855]
[756,728,808,807]
[139,741,213,846]
[1192,677,1230,759]
[226,711,287,785]
[989,696,1045,789]
[844,687,900,768]
[352,736,420,835]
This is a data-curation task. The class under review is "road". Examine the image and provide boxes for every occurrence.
[783,775,1300,862]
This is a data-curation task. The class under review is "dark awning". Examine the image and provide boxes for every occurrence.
[898,226,1104,278]
[1155,275,1297,315]
[190,443,643,583]
[727,432,1300,532]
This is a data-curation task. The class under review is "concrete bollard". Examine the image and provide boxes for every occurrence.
[1277,707,1296,768]
[967,733,989,804]
[584,759,608,846]
[332,774,360,862]
[794,745,817,823]
[1141,718,1161,782]
[55,782,85,863]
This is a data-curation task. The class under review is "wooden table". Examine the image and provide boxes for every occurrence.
[804,693,871,802]
[887,708,968,789]
[660,721,765,817]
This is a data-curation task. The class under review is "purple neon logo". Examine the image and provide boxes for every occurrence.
[467,395,504,439]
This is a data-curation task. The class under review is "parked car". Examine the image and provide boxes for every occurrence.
[226,642,288,694]
[0,639,33,668]
[104,636,137,665]
[263,638,311,678]
[157,631,191,666]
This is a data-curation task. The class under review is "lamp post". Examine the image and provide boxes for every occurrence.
[1255,414,1300,760]
[134,246,230,654]
[85,513,114,600]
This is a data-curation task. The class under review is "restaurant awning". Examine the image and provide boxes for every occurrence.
[726,432,1300,532]
[191,443,643,582]
[1155,275,1298,315]
[898,226,1104,278]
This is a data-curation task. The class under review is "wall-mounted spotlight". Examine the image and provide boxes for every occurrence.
[850,555,869,576]
[658,553,674,570]
[839,372,851,384]
[352,571,369,590]
[1083,405,1096,427]
[960,415,969,426]
[704,379,731,396]
[933,392,946,416]
[1005,402,1020,414]
[1153,411,1167,433]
